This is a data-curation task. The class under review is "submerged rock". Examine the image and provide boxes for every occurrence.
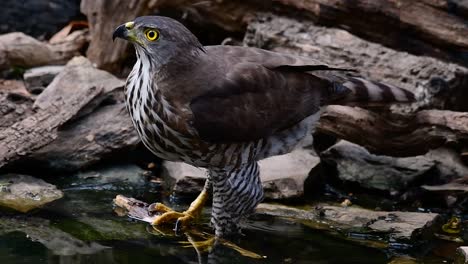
[0,216,108,256]
[163,148,320,200]
[256,203,441,242]
[0,174,63,212]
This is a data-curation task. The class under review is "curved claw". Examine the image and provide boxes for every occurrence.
[148,202,173,215]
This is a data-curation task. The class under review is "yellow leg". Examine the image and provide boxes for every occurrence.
[150,189,209,229]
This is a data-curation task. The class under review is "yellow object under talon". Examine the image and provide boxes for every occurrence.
[150,189,209,230]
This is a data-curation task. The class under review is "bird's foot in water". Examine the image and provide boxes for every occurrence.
[149,203,195,231]
[149,189,209,231]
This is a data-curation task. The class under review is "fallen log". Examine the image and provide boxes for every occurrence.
[28,103,139,171]
[0,57,123,169]
[272,0,468,66]
[318,106,468,157]
[0,30,89,71]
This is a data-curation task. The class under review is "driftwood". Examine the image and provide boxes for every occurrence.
[318,106,468,157]
[273,0,468,66]
[28,103,139,171]
[0,57,123,169]
[0,30,89,71]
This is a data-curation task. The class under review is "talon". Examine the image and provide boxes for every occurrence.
[148,202,173,215]
[149,189,209,232]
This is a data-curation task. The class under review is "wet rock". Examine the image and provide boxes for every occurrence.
[163,148,320,199]
[322,141,437,192]
[256,203,441,242]
[23,65,64,94]
[64,164,148,192]
[0,217,108,256]
[0,174,63,212]
[456,247,468,264]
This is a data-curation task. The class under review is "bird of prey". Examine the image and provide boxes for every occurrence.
[113,16,414,237]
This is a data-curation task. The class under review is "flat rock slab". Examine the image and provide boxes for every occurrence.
[163,148,320,200]
[0,174,63,212]
[256,203,441,242]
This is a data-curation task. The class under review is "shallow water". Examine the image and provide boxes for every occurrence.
[0,164,461,264]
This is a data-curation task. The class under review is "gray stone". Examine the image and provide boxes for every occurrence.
[256,203,441,242]
[23,65,64,93]
[163,148,320,200]
[322,141,437,192]
[0,174,63,212]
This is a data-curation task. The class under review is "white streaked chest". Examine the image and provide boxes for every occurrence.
[124,55,193,161]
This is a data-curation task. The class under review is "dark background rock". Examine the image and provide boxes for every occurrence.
[0,0,83,39]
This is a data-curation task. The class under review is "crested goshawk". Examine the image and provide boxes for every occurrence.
[113,16,414,237]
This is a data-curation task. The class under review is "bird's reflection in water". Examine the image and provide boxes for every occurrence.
[184,232,265,264]
[148,225,265,264]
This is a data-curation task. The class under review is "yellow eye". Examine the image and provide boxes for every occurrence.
[145,29,159,41]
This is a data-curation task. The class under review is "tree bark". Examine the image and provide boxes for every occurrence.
[80,0,160,74]
[318,106,468,157]
[0,57,123,169]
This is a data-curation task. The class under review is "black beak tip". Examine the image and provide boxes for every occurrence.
[113,24,126,42]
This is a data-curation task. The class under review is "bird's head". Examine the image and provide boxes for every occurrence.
[113,16,204,66]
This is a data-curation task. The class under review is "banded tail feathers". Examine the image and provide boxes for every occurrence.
[330,76,415,105]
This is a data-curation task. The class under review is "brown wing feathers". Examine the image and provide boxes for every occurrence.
[189,46,415,144]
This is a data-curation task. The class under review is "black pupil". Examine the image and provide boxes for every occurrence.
[148,31,155,38]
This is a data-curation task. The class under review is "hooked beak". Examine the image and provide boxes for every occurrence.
[113,21,135,41]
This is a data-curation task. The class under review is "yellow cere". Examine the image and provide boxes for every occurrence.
[125,21,135,29]
[145,29,159,41]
